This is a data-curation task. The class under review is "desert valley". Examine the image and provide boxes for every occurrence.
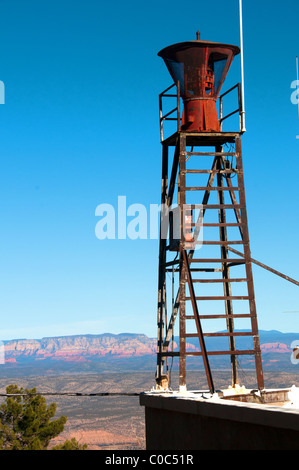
[0,330,298,450]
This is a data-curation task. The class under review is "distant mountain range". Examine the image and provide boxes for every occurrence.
[1,330,298,375]
[3,333,156,363]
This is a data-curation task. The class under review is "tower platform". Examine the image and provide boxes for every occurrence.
[140,386,299,450]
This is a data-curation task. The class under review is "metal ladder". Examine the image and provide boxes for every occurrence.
[156,131,264,392]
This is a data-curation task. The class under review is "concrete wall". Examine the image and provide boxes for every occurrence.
[140,393,299,450]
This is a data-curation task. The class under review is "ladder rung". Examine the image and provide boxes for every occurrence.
[204,332,253,337]
[185,350,256,356]
[191,278,248,283]
[185,242,247,247]
[185,241,246,248]
[185,314,253,319]
[184,332,253,338]
[160,349,256,357]
[197,223,242,227]
[185,296,250,300]
[199,204,242,209]
[183,151,237,157]
[181,187,240,191]
[190,259,245,264]
[184,169,239,174]
[182,203,243,210]
[194,241,244,245]
[166,268,223,272]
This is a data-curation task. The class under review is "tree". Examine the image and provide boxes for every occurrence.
[0,384,87,450]
[52,437,87,450]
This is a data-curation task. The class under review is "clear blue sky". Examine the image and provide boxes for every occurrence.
[0,0,298,340]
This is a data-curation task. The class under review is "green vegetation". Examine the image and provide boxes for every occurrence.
[0,385,87,450]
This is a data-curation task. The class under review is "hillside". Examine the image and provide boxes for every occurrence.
[1,330,298,376]
[4,333,156,362]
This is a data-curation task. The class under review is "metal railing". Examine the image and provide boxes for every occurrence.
[159,81,244,142]
[159,81,181,142]
[219,82,244,132]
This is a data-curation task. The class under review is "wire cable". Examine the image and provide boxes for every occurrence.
[0,392,140,398]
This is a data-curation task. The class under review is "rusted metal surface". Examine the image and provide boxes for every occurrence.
[155,33,297,393]
[155,126,267,391]
[216,150,238,386]
[182,248,215,393]
[158,37,239,132]
[178,134,187,389]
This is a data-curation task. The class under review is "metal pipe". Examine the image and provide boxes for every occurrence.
[239,0,246,132]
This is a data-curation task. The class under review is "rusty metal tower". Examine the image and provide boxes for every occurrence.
[155,32,265,393]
